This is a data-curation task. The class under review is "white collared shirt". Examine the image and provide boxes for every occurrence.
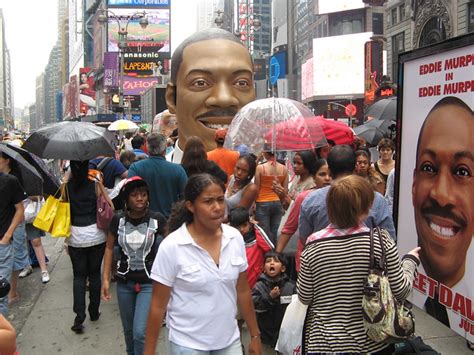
[151,223,248,350]
[166,139,183,163]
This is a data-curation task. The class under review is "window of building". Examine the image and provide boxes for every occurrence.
[329,11,365,36]
[391,8,398,25]
[372,13,384,34]
[392,32,405,82]
[399,4,406,21]
[419,16,447,47]
[468,2,474,33]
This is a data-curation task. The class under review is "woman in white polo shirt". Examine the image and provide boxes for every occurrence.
[144,174,262,355]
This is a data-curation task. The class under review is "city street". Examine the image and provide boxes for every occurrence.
[6,235,472,354]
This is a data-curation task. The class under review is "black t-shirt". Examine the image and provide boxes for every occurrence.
[0,173,27,239]
[109,210,166,283]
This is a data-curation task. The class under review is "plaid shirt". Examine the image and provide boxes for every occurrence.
[306,223,370,244]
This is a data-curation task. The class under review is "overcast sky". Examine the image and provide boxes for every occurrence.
[0,0,197,109]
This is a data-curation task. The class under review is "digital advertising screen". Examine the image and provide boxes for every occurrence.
[312,32,373,97]
[317,0,365,14]
[107,8,170,56]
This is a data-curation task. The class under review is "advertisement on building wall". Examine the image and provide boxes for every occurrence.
[301,57,314,101]
[79,68,96,116]
[104,52,120,89]
[312,32,373,97]
[107,0,169,7]
[107,8,170,55]
[364,40,383,105]
[121,76,161,95]
[396,35,474,341]
[62,76,80,120]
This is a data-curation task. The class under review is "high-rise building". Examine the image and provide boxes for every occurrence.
[35,73,45,129]
[0,9,13,132]
[34,0,68,126]
[45,44,63,123]
[198,0,220,31]
[58,0,69,87]
[252,0,272,55]
[28,103,37,132]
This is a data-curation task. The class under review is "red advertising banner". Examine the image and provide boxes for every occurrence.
[397,35,474,341]
[79,68,97,116]
[62,75,80,119]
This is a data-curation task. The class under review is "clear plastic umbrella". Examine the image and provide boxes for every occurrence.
[224,97,327,153]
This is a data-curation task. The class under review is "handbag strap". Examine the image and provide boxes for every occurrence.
[60,183,69,202]
[369,226,386,271]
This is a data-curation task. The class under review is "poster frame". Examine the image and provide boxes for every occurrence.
[394,33,474,340]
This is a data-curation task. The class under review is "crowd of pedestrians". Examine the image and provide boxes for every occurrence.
[0,28,427,355]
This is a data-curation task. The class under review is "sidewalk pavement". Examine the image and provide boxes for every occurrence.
[9,237,472,354]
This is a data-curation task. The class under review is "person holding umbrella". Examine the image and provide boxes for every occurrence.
[66,160,113,334]
[0,153,30,304]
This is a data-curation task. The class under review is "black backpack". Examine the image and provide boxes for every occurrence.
[394,336,440,354]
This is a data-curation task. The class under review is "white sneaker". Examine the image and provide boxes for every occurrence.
[41,271,50,283]
[19,265,33,278]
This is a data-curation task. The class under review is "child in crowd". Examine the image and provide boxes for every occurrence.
[252,252,295,348]
[228,207,274,289]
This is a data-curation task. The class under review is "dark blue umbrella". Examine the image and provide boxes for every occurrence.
[6,143,60,196]
[0,143,44,196]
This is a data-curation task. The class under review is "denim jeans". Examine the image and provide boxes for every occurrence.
[116,281,152,355]
[0,243,13,316]
[169,339,242,355]
[12,222,29,271]
[68,243,106,323]
[255,201,284,243]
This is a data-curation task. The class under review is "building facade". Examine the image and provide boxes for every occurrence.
[0,10,13,133]
[385,0,474,83]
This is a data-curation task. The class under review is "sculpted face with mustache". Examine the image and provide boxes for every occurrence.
[412,97,474,288]
[166,31,255,152]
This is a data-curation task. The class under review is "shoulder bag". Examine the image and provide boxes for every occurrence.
[362,226,415,343]
[50,183,71,238]
[96,181,114,230]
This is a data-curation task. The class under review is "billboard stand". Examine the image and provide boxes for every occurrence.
[395,33,474,342]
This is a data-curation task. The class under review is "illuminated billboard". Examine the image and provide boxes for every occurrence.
[108,0,170,7]
[107,8,170,56]
[312,32,373,97]
[318,0,365,14]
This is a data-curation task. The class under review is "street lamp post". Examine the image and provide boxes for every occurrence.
[97,7,148,120]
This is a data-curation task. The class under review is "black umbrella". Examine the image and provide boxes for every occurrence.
[6,143,60,196]
[353,125,385,146]
[365,97,397,121]
[0,144,44,196]
[23,121,117,161]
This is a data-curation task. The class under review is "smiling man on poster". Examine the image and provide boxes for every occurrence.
[411,96,474,335]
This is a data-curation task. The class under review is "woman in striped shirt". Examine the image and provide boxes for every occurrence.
[298,175,420,354]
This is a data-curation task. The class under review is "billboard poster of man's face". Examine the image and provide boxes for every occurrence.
[397,38,474,341]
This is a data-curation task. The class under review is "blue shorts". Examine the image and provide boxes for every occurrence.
[25,223,45,241]
[12,223,30,271]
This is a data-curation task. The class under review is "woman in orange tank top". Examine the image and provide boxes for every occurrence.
[254,151,288,243]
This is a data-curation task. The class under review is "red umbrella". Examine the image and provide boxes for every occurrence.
[311,116,355,145]
[263,116,326,151]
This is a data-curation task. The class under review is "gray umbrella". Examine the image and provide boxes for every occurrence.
[23,121,117,161]
[0,143,44,196]
[365,97,397,121]
[353,125,385,146]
